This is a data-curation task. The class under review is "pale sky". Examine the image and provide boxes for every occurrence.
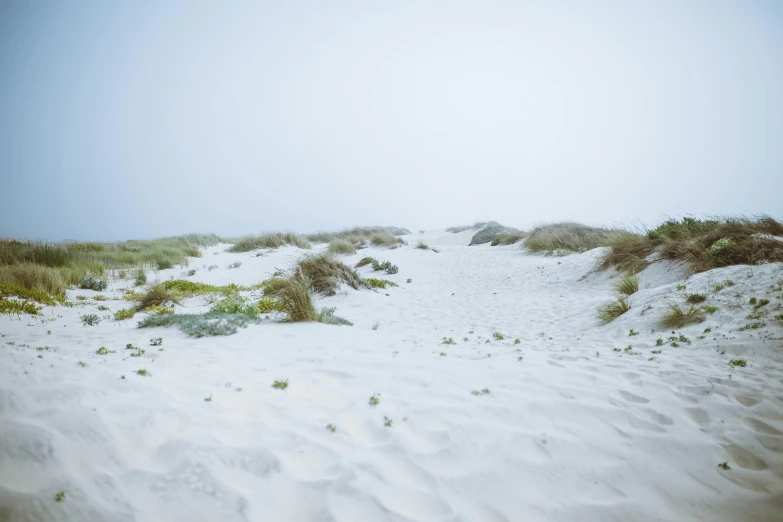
[1,0,781,241]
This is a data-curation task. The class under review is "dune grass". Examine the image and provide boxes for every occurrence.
[295,254,363,296]
[602,216,783,272]
[135,283,181,312]
[227,232,310,252]
[614,273,639,296]
[659,304,706,328]
[355,257,376,268]
[491,231,526,246]
[597,297,631,323]
[468,222,519,246]
[446,222,488,233]
[0,282,64,305]
[525,222,629,253]
[327,240,357,255]
[306,226,409,246]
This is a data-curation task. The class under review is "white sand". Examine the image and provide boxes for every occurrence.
[1,229,783,521]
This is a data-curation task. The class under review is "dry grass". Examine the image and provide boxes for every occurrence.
[469,222,519,245]
[658,304,706,328]
[446,222,488,233]
[269,272,317,322]
[491,231,526,246]
[525,222,629,253]
[135,283,182,311]
[295,254,363,296]
[0,264,68,297]
[602,216,783,272]
[355,257,376,268]
[228,232,310,252]
[327,240,357,255]
[306,227,408,246]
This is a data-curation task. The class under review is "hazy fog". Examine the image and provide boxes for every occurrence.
[1,1,781,241]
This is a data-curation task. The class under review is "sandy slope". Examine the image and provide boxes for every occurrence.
[1,230,782,522]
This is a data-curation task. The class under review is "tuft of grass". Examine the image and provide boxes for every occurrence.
[686,293,707,304]
[702,305,718,314]
[597,297,631,323]
[295,254,362,296]
[267,271,317,322]
[272,379,289,390]
[659,304,706,328]
[753,298,769,310]
[136,369,148,376]
[228,232,310,252]
[355,257,376,268]
[491,231,526,246]
[95,346,114,355]
[326,424,337,432]
[327,240,357,255]
[728,359,747,368]
[114,308,136,320]
[0,283,63,305]
[415,241,431,250]
[54,491,66,502]
[135,283,181,312]
[0,263,68,297]
[614,273,639,296]
[492,332,504,340]
[306,227,408,246]
[80,314,100,326]
[368,394,380,406]
[469,222,519,246]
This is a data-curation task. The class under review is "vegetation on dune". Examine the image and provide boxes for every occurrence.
[305,226,409,246]
[491,231,526,246]
[525,222,629,253]
[135,283,181,312]
[355,256,376,268]
[364,278,398,289]
[446,222,488,233]
[0,298,42,316]
[601,216,783,273]
[597,296,631,323]
[469,222,519,246]
[614,273,639,296]
[295,254,363,296]
[227,232,310,252]
[0,283,63,305]
[327,239,357,255]
[0,263,69,297]
[659,304,706,328]
[138,311,262,337]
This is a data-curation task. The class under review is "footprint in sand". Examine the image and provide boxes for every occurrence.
[618,390,650,404]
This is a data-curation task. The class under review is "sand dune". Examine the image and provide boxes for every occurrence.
[1,229,782,521]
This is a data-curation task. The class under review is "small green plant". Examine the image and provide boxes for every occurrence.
[738,322,766,331]
[686,293,706,304]
[724,280,735,287]
[0,299,42,316]
[54,491,66,502]
[514,338,520,344]
[368,394,379,406]
[136,369,149,376]
[442,337,456,345]
[718,462,730,470]
[597,296,631,323]
[655,338,663,346]
[79,274,108,291]
[256,298,279,313]
[114,308,135,320]
[714,283,725,292]
[227,262,242,269]
[676,284,687,291]
[749,297,757,305]
[130,348,145,357]
[364,278,398,289]
[204,394,212,402]
[372,321,380,331]
[80,314,100,326]
[702,305,718,314]
[471,388,491,396]
[383,416,393,427]
[150,337,162,346]
[728,359,746,368]
[95,346,114,355]
[355,257,377,268]
[707,237,736,261]
[326,424,337,432]
[78,361,87,367]
[492,332,504,340]
[97,304,110,311]
[629,329,639,336]
[615,273,639,296]
[651,350,661,354]
[704,327,712,333]
[272,379,289,390]
[134,269,147,287]
[753,298,769,309]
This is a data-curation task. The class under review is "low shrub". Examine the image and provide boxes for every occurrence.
[0,283,62,305]
[210,294,260,315]
[79,274,108,291]
[81,314,100,326]
[0,298,41,316]
[138,311,262,337]
[364,278,399,289]
[114,308,136,320]
[135,284,181,311]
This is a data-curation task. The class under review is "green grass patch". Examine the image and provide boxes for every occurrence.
[364,278,398,289]
[597,297,631,323]
[659,304,705,328]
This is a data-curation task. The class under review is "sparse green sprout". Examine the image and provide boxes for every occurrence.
[598,297,631,323]
[442,337,456,345]
[134,272,147,287]
[728,359,746,368]
[80,314,100,326]
[686,293,706,304]
[753,298,769,309]
[615,273,639,296]
[651,350,661,354]
[383,416,393,427]
[227,261,242,269]
[0,299,41,316]
[749,297,757,305]
[136,369,148,376]
[54,491,66,502]
[471,388,491,396]
[368,394,379,406]
[439,352,447,356]
[187,269,196,276]
[738,322,766,331]
[656,338,663,346]
[326,424,337,432]
[364,278,398,289]
[676,284,686,291]
[704,327,712,333]
[78,361,87,367]
[714,283,725,292]
[613,348,621,352]
[725,280,735,287]
[150,337,162,346]
[702,305,718,314]
[272,379,289,390]
[629,329,639,336]
[718,461,730,470]
[514,338,520,344]
[95,346,114,355]
[130,349,145,357]
[96,305,110,311]
[204,394,212,402]
[492,332,504,340]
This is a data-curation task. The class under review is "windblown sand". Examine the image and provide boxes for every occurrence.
[1,229,782,521]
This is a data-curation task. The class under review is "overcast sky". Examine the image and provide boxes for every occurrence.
[1,0,781,241]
